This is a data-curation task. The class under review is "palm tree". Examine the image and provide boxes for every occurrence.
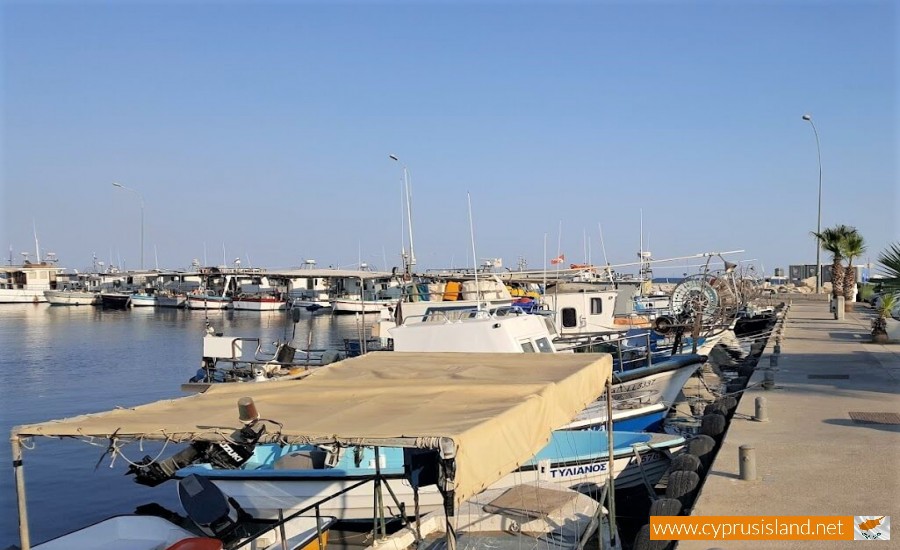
[877,242,900,292]
[812,224,852,299]
[842,229,866,303]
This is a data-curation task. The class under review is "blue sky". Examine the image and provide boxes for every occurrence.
[1,1,896,276]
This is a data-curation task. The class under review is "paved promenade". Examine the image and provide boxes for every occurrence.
[679,300,900,550]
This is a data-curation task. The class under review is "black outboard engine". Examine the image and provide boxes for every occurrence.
[127,423,265,487]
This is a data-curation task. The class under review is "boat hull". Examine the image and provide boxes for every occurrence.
[0,289,47,303]
[44,290,99,306]
[233,297,287,311]
[156,295,186,308]
[100,292,131,309]
[180,431,682,521]
[129,294,158,307]
[330,298,395,314]
[185,295,233,309]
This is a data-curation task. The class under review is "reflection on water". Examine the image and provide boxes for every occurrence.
[0,304,382,546]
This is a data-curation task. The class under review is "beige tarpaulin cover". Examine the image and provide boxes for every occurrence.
[13,352,612,504]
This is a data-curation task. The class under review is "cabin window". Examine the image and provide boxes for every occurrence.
[561,307,577,328]
[535,338,553,353]
[590,298,603,315]
[520,341,536,353]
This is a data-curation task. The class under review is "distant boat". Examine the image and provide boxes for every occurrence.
[99,291,132,309]
[232,293,287,311]
[0,262,63,304]
[185,289,232,310]
[128,291,158,307]
[44,289,100,306]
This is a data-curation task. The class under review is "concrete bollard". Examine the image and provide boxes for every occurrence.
[739,444,757,481]
[834,296,845,320]
[754,396,769,422]
[763,369,776,390]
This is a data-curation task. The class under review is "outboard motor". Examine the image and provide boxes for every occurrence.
[179,474,256,543]
[127,423,265,487]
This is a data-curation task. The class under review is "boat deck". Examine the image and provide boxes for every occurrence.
[679,301,900,549]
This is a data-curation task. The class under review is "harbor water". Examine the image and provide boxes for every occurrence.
[0,304,375,547]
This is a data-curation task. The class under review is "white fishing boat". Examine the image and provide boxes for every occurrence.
[177,430,683,521]
[232,293,287,311]
[129,291,158,307]
[43,289,100,306]
[0,262,63,304]
[185,289,233,310]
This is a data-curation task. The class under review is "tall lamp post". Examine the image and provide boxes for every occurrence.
[389,154,416,273]
[802,114,823,294]
[112,182,144,270]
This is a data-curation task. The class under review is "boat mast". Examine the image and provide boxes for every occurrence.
[467,192,481,309]
[32,221,40,264]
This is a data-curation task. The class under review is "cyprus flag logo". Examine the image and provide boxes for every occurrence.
[855,516,890,540]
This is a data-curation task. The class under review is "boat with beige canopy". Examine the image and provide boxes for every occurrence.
[11,352,619,550]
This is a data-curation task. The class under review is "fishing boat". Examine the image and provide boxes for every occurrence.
[99,290,133,309]
[12,352,617,549]
[43,289,100,306]
[177,429,683,521]
[232,292,288,311]
[0,261,63,304]
[129,290,158,307]
[185,289,233,310]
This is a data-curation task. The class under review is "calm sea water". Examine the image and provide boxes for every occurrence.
[0,304,376,547]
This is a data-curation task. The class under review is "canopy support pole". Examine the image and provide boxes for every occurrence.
[605,378,617,550]
[12,436,31,550]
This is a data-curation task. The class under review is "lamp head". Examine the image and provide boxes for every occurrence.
[801,114,812,121]
[237,397,259,424]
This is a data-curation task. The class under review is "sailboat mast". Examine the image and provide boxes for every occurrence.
[467,192,480,308]
[33,221,41,263]
[404,167,415,271]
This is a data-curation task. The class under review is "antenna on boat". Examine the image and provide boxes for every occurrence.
[32,220,41,263]
[154,246,159,271]
[598,222,613,282]
[467,192,482,309]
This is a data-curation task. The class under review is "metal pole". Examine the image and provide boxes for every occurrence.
[112,182,145,270]
[12,436,31,550]
[605,377,617,549]
[803,115,822,294]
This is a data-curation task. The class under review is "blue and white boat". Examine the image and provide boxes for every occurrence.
[178,430,684,521]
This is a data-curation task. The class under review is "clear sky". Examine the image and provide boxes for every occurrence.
[1,0,896,277]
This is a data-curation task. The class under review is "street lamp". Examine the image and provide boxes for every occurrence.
[389,154,416,272]
[802,114,823,294]
[112,182,145,270]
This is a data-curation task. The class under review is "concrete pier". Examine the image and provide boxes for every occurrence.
[679,301,900,550]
